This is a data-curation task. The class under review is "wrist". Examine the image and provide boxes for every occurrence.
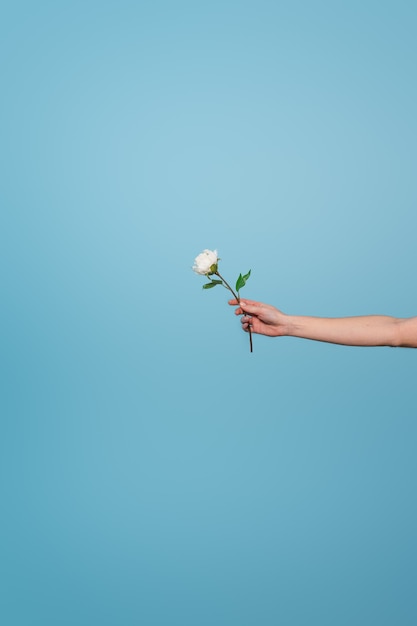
[282,314,297,337]
[268,312,294,337]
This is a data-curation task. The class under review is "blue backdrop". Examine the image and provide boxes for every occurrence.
[2,1,416,624]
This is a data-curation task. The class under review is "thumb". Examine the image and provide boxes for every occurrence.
[239,300,260,314]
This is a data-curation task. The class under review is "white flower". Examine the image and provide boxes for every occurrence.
[192,249,219,275]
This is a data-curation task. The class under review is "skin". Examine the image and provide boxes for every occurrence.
[228,299,417,348]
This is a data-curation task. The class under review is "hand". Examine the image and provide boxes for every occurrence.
[228,299,289,337]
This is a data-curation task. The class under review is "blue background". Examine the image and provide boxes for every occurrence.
[1,1,416,624]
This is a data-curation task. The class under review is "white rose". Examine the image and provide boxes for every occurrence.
[192,249,219,275]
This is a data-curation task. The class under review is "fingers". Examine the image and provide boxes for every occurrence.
[228,298,259,306]
[227,300,258,332]
[228,298,262,317]
[236,299,261,315]
[241,314,255,333]
[228,298,260,309]
[228,298,258,304]
[228,298,241,314]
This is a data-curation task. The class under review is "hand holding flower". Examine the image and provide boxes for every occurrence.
[229,299,289,337]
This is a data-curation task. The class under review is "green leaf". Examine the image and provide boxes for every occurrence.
[235,270,251,293]
[202,281,222,289]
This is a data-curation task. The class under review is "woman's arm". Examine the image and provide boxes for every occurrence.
[229,299,417,348]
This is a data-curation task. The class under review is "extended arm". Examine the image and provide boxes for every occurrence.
[229,299,417,348]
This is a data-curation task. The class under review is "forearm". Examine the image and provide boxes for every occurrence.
[286,315,411,347]
[234,299,417,347]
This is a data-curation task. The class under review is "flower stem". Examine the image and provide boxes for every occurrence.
[215,271,253,353]
[215,271,238,300]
